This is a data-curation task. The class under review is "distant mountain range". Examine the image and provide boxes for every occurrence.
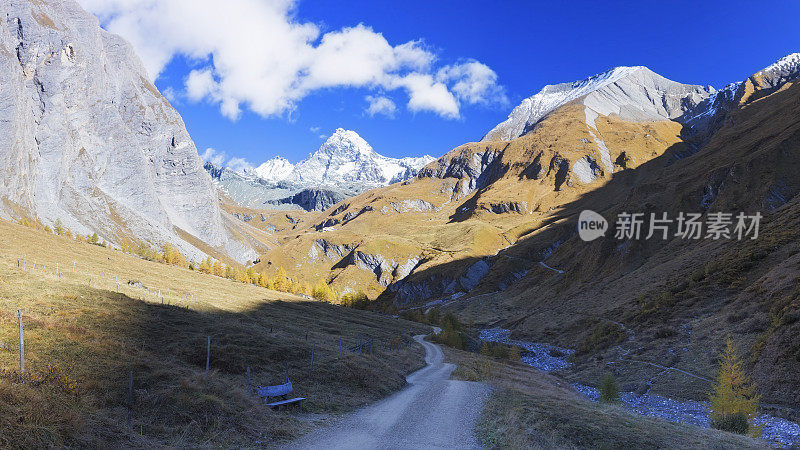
[205,128,434,211]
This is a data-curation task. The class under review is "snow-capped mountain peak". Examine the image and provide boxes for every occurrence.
[316,128,376,159]
[254,156,294,182]
[753,53,800,90]
[208,128,435,211]
[291,128,433,188]
[760,53,800,75]
[482,65,714,141]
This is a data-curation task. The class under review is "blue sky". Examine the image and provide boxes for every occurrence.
[83,0,800,167]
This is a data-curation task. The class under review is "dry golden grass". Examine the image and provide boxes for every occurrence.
[442,346,767,449]
[0,219,428,447]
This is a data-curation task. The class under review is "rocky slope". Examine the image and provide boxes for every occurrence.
[0,0,260,263]
[481,66,713,142]
[207,128,434,211]
[250,55,800,411]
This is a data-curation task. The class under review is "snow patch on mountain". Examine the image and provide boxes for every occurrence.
[254,157,293,182]
[483,66,714,142]
[757,52,800,88]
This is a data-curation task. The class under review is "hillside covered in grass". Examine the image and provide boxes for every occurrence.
[0,220,427,447]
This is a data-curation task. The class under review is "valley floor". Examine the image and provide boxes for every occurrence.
[442,346,770,449]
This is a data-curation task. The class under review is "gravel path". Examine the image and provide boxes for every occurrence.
[285,334,491,449]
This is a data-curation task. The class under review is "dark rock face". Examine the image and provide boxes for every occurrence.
[269,188,346,212]
[204,161,225,179]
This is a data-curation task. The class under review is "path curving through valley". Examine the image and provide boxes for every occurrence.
[285,335,490,449]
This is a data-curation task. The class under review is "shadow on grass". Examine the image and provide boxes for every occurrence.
[0,281,428,448]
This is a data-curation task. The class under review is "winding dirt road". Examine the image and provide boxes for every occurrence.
[285,335,490,449]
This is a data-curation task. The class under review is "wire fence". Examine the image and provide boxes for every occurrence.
[9,252,423,433]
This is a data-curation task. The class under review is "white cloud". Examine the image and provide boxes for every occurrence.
[437,60,508,106]
[200,148,253,173]
[78,0,504,120]
[393,74,459,119]
[162,86,178,103]
[227,157,254,174]
[309,126,321,133]
[200,147,226,166]
[365,95,397,117]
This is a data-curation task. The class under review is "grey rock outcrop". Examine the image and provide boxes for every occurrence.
[0,0,253,262]
[270,188,345,212]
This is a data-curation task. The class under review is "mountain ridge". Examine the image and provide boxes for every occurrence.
[482,65,715,142]
[206,128,435,211]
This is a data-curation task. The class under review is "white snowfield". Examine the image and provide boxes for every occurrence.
[254,156,294,182]
[285,335,490,450]
[0,0,255,263]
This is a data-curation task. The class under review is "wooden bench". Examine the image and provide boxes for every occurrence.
[257,381,306,410]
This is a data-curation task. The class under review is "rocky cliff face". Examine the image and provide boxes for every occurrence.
[0,0,253,262]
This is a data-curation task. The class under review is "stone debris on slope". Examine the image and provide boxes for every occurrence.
[478,328,573,372]
[572,383,800,447]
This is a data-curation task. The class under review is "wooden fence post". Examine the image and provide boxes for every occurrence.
[205,336,211,377]
[309,341,315,376]
[246,366,252,395]
[17,310,24,381]
[126,371,133,428]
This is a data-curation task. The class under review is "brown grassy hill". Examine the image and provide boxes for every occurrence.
[0,219,427,447]
[250,102,686,300]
